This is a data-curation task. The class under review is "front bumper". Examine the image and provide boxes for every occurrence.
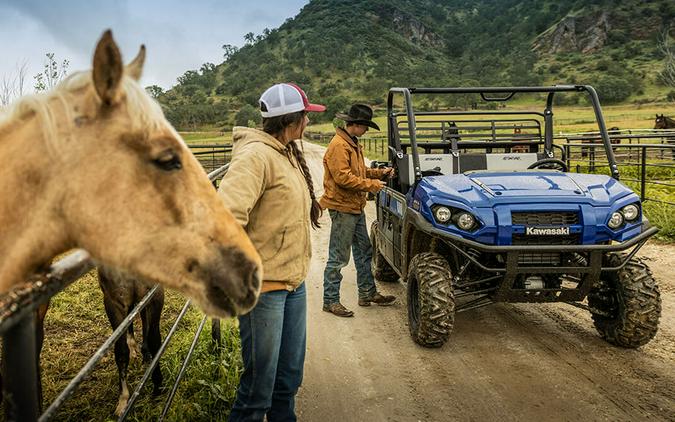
[407,209,658,303]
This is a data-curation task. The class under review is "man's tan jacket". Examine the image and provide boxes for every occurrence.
[218,127,311,291]
[319,127,388,214]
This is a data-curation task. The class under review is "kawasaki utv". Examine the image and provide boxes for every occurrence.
[370,86,661,348]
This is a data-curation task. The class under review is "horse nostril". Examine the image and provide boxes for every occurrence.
[250,266,262,292]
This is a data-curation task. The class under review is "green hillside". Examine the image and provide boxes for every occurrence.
[152,0,675,130]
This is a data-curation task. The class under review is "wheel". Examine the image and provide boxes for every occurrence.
[587,253,661,348]
[406,252,455,347]
[370,221,398,282]
[527,158,567,171]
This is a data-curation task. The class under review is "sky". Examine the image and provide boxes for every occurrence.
[0,0,309,92]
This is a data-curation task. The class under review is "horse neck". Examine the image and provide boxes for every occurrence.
[666,117,675,128]
[0,113,71,292]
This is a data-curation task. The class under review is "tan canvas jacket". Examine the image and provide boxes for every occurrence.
[319,127,387,214]
[218,127,311,290]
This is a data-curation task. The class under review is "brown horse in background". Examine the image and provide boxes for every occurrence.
[0,30,263,413]
[97,267,164,416]
[654,114,675,129]
[654,114,675,159]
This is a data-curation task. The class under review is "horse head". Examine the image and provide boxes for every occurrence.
[0,30,262,317]
[655,114,675,129]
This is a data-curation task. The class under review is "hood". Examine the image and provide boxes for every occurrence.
[418,171,634,207]
[232,126,287,153]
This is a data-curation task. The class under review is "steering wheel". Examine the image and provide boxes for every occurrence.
[421,169,444,177]
[421,166,444,177]
[527,158,567,172]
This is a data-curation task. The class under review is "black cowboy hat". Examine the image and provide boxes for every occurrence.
[336,104,380,131]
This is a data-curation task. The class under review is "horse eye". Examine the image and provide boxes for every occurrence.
[153,151,182,171]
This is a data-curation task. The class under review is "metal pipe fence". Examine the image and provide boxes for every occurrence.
[186,144,232,174]
[0,160,233,421]
[560,133,675,206]
[303,131,387,156]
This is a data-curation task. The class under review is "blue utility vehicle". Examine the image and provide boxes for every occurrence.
[370,86,661,348]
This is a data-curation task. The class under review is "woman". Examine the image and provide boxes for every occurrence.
[218,82,325,421]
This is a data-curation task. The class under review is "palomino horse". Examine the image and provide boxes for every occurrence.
[0,30,263,412]
[0,29,262,314]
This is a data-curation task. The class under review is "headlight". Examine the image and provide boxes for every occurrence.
[434,206,451,223]
[621,204,639,221]
[608,212,624,229]
[456,212,476,230]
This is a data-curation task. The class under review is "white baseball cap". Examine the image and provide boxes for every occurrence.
[259,83,326,118]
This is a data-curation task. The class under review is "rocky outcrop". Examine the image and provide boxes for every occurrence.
[533,11,610,54]
[391,11,445,48]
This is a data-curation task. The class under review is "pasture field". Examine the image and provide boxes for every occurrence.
[179,131,232,145]
[37,270,242,421]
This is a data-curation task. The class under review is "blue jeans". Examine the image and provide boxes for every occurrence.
[323,210,377,305]
[229,283,307,422]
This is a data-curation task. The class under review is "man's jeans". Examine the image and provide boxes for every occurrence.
[323,210,377,305]
[229,283,307,422]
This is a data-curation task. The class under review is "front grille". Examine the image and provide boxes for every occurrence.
[512,234,580,245]
[512,212,579,225]
[518,253,561,265]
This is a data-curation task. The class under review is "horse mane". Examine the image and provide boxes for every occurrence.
[0,70,168,154]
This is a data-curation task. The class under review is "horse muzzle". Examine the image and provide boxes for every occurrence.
[197,246,261,317]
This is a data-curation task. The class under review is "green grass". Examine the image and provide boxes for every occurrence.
[180,131,232,145]
[643,201,675,240]
[38,270,242,421]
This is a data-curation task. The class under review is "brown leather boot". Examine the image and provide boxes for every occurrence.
[322,302,354,317]
[358,292,396,307]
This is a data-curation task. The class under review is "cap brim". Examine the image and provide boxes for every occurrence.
[305,103,326,112]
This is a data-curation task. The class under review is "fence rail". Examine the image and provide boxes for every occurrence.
[304,131,388,156]
[562,142,675,206]
[0,160,233,421]
[186,144,232,174]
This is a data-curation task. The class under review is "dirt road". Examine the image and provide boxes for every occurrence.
[296,142,675,422]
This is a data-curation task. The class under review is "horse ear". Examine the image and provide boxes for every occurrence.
[126,45,146,81]
[92,30,123,106]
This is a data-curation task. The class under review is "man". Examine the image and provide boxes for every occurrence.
[320,104,396,317]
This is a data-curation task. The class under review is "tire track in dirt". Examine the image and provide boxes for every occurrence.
[497,304,673,420]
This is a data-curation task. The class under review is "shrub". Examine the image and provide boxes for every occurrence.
[234,104,261,127]
[591,75,633,104]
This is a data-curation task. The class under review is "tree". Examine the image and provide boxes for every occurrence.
[657,25,675,87]
[235,104,261,126]
[145,85,164,99]
[244,32,255,45]
[222,44,239,60]
[33,53,69,92]
[177,70,200,86]
[592,75,632,104]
